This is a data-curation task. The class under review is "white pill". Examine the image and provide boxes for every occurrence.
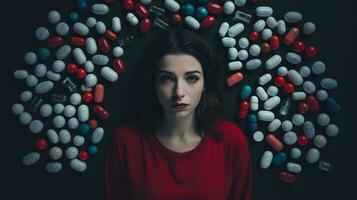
[306,148,320,163]
[113,46,124,57]
[257,110,274,121]
[20,90,32,102]
[237,50,248,61]
[246,59,262,70]
[228,47,238,60]
[277,20,286,35]
[281,120,293,132]
[86,17,97,28]
[48,10,61,24]
[96,21,107,34]
[73,22,89,36]
[49,146,63,160]
[218,22,230,37]
[51,60,65,73]
[277,66,288,76]
[25,75,39,87]
[112,17,122,32]
[70,93,81,105]
[317,113,330,126]
[53,103,64,114]
[73,48,87,65]
[253,19,265,32]
[261,28,272,40]
[316,90,328,101]
[85,37,97,55]
[101,66,119,82]
[24,52,37,65]
[73,135,85,146]
[299,66,311,78]
[268,119,281,132]
[266,16,278,29]
[126,13,139,26]
[259,73,272,85]
[260,151,273,169]
[29,120,44,134]
[85,74,97,87]
[267,86,278,96]
[35,27,49,41]
[303,81,316,94]
[64,105,76,118]
[292,114,304,126]
[19,112,32,125]
[84,61,95,73]
[66,147,79,159]
[283,131,297,145]
[291,92,306,101]
[265,55,282,70]
[313,135,327,148]
[311,61,326,75]
[234,0,246,7]
[92,54,109,65]
[288,70,303,86]
[253,131,264,142]
[39,104,52,118]
[92,4,109,15]
[321,78,338,90]
[22,152,40,166]
[56,22,69,36]
[256,6,273,17]
[184,16,200,30]
[46,71,61,82]
[238,37,249,49]
[223,1,235,15]
[264,96,281,110]
[286,162,302,173]
[228,23,244,37]
[47,129,59,144]
[286,52,301,64]
[250,96,259,111]
[326,124,339,137]
[45,162,62,173]
[256,86,268,101]
[221,37,236,47]
[53,115,66,128]
[92,127,104,144]
[70,159,87,172]
[14,70,28,80]
[303,121,315,139]
[59,129,71,144]
[78,104,89,122]
[68,117,79,129]
[228,61,243,70]
[284,11,302,23]
[56,45,72,60]
[164,0,180,12]
[249,44,261,57]
[303,22,316,35]
[12,103,24,115]
[34,64,47,78]
[290,148,301,159]
[81,84,92,92]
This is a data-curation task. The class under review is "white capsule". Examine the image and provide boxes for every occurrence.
[35,81,54,95]
[92,127,105,144]
[73,135,85,146]
[48,10,61,24]
[265,55,282,70]
[284,11,303,23]
[281,120,293,132]
[86,37,97,55]
[277,20,286,35]
[313,135,327,148]
[164,0,180,12]
[258,73,272,85]
[237,50,248,61]
[73,22,89,36]
[45,162,62,173]
[39,104,52,118]
[321,78,338,90]
[326,124,339,137]
[286,162,302,173]
[56,22,69,36]
[53,103,64,114]
[29,120,44,134]
[25,75,38,87]
[66,147,79,159]
[113,46,124,57]
[223,1,235,15]
[234,0,246,7]
[260,151,273,169]
[316,90,328,101]
[267,86,278,96]
[291,92,306,101]
[303,81,316,94]
[184,16,200,30]
[112,17,122,32]
[238,37,249,49]
[249,44,261,57]
[70,159,87,172]
[70,93,81,105]
[303,22,316,35]
[264,96,281,110]
[250,96,259,111]
[19,112,32,125]
[286,52,302,65]
[253,131,264,142]
[283,131,297,145]
[311,61,326,75]
[261,28,272,40]
[228,47,238,60]
[266,16,278,29]
[101,66,118,82]
[73,48,87,65]
[47,129,59,144]
[53,115,66,128]
[218,22,229,37]
[56,45,71,60]
[228,61,243,70]
[303,121,315,139]
[59,129,71,144]
[78,104,89,122]
[84,61,95,73]
[14,70,28,80]
[92,54,109,65]
[92,4,109,15]
[81,84,92,92]
[306,148,320,163]
[35,27,49,41]
[257,110,274,121]
[277,66,288,76]
[299,66,311,78]
[85,74,97,88]
[268,119,281,132]
[11,103,24,115]
[126,13,139,26]
[228,23,244,37]
[256,86,268,101]
[34,64,47,78]
[95,21,107,34]
[221,37,236,48]
[46,71,61,82]
[246,59,262,70]
[253,19,266,32]
[256,6,273,17]
[20,90,32,102]
[317,113,330,126]
[63,105,76,118]
[22,152,40,166]
[287,70,303,86]
[67,118,79,129]
[49,146,63,160]
[86,17,97,28]
[290,148,301,159]
[292,114,304,126]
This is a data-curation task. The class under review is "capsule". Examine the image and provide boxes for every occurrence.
[284,11,302,23]
[218,22,230,37]
[227,72,243,86]
[91,127,104,144]
[112,17,122,32]
[267,119,281,132]
[306,148,320,163]
[93,105,110,120]
[135,3,149,18]
[126,13,139,26]
[164,0,180,12]
[206,3,222,14]
[140,18,151,33]
[279,171,296,183]
[228,23,244,37]
[99,38,111,53]
[184,16,200,30]
[265,55,282,70]
[73,22,89,36]
[256,86,268,101]
[200,16,216,29]
[228,61,242,70]
[248,113,257,133]
[284,27,299,45]
[240,85,252,99]
[70,159,87,172]
[246,59,262,70]
[238,100,249,119]
[101,67,118,82]
[223,1,235,15]
[266,134,283,151]
[306,95,319,112]
[264,96,281,110]
[47,36,64,49]
[255,6,273,17]
[257,110,274,122]
[250,96,259,111]
[260,150,273,169]
[272,152,287,166]
[286,52,301,65]
[73,48,87,65]
[325,97,341,113]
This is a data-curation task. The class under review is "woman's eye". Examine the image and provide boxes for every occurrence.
[159,75,174,83]
[186,75,199,83]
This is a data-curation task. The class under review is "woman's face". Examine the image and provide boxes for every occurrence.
[155,54,205,119]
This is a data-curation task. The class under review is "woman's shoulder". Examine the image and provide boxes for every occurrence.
[214,119,246,144]
[113,123,143,143]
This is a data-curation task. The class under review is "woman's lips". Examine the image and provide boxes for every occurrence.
[171,103,189,110]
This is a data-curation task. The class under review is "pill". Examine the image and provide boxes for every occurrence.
[63,105,75,118]
[313,135,327,148]
[310,61,326,75]
[248,113,257,132]
[291,92,306,101]
[84,61,95,73]
[284,27,299,45]
[318,161,333,172]
[250,96,259,111]
[287,70,303,86]
[113,46,124,57]
[302,121,315,139]
[11,103,24,115]
[56,45,71,60]
[260,150,273,169]
[46,71,61,82]
[91,127,105,144]
[286,162,302,173]
[73,22,89,36]
[69,93,81,105]
[228,61,243,70]
[35,27,49,41]
[46,129,59,144]
[126,12,139,26]
[261,28,272,40]
[93,105,110,120]
[112,17,122,32]
[302,81,316,94]
[48,10,61,24]
[267,118,281,132]
[240,85,252,100]
[92,4,109,15]
[256,86,268,101]
[249,44,261,57]
[19,112,32,125]
[70,159,87,172]
[253,19,265,32]
[58,129,71,144]
[306,148,320,163]
[277,66,288,76]
[84,74,97,88]
[68,118,79,129]
[53,103,64,114]
[101,66,119,82]
[73,48,87,65]
[65,147,79,159]
[286,52,301,64]
[22,152,40,166]
[228,23,244,37]
[238,37,249,49]
[20,90,32,102]
[183,16,199,30]
[290,148,301,159]
[223,1,235,15]
[272,152,287,166]
[49,146,63,160]
[316,90,328,101]
[292,114,304,126]
[14,70,28,80]
[218,22,229,37]
[317,113,330,126]
[221,37,236,47]
[325,97,341,113]
[267,86,278,96]
[325,124,339,138]
[303,22,316,35]
[56,22,69,36]
[259,73,272,85]
[257,110,274,121]
[237,50,248,61]
[265,133,283,151]
[264,96,281,110]
[253,131,264,142]
[246,59,262,70]
[266,16,277,29]
[24,52,37,65]
[321,78,338,90]
[53,115,66,128]
[256,6,273,17]
[283,131,297,145]
[284,11,302,23]
[78,104,89,122]
[92,54,109,66]
[85,37,97,55]
[45,162,62,173]
[228,47,238,60]
[265,55,281,70]
[276,20,286,35]
[279,171,296,183]
[299,66,311,78]
[29,120,44,134]
[72,135,85,147]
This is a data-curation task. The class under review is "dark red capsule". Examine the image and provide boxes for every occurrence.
[135,3,149,18]
[113,58,126,74]
[99,38,111,53]
[70,36,85,46]
[93,105,110,120]
[47,36,64,49]
[139,18,151,33]
[200,16,216,29]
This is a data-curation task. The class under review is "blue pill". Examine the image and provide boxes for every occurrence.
[78,124,90,135]
[272,152,287,166]
[248,113,257,133]
[196,7,208,20]
[38,47,51,61]
[240,85,252,99]
[70,12,80,23]
[325,97,341,113]
[88,146,98,155]
[181,3,195,16]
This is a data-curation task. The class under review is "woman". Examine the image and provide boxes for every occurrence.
[105,28,252,200]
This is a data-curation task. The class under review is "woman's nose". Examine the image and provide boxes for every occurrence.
[172,80,185,100]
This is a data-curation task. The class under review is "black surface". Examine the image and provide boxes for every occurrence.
[0,0,356,199]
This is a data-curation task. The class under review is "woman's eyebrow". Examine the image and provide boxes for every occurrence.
[158,70,202,75]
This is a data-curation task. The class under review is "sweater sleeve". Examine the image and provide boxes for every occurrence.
[105,132,129,200]
[228,128,253,200]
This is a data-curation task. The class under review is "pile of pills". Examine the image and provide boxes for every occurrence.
[11,0,340,183]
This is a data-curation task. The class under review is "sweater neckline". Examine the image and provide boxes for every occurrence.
[149,131,208,160]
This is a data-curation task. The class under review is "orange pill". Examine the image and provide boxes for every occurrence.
[266,134,283,151]
[89,119,98,129]
[105,30,118,41]
[172,14,182,24]
[284,27,300,45]
[297,102,309,114]
[261,42,271,53]
[227,72,243,87]
[95,84,105,103]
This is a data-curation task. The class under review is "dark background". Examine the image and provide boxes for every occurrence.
[0,0,356,199]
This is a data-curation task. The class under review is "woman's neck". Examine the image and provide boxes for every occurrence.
[156,114,201,140]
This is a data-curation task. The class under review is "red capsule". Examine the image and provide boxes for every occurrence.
[99,38,111,53]
[200,16,216,29]
[135,3,149,18]
[238,100,249,119]
[206,3,222,14]
[261,42,271,53]
[306,95,319,112]
[297,135,309,146]
[270,35,280,50]
[94,84,105,103]
[227,72,243,86]
[279,171,296,183]
[297,102,309,114]
[93,105,110,120]
[70,36,85,46]
[67,63,78,74]
[123,0,135,10]
[79,150,89,161]
[105,30,118,41]
[76,68,87,79]
[305,45,317,58]
[140,18,151,33]
[274,76,286,88]
[113,58,126,74]
[47,36,64,49]
[249,31,260,41]
[284,27,300,45]
[293,41,305,53]
[82,91,94,102]
[36,138,48,150]
[283,83,295,93]
[266,134,283,151]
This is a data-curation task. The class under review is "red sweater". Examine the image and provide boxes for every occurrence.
[105,120,252,200]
